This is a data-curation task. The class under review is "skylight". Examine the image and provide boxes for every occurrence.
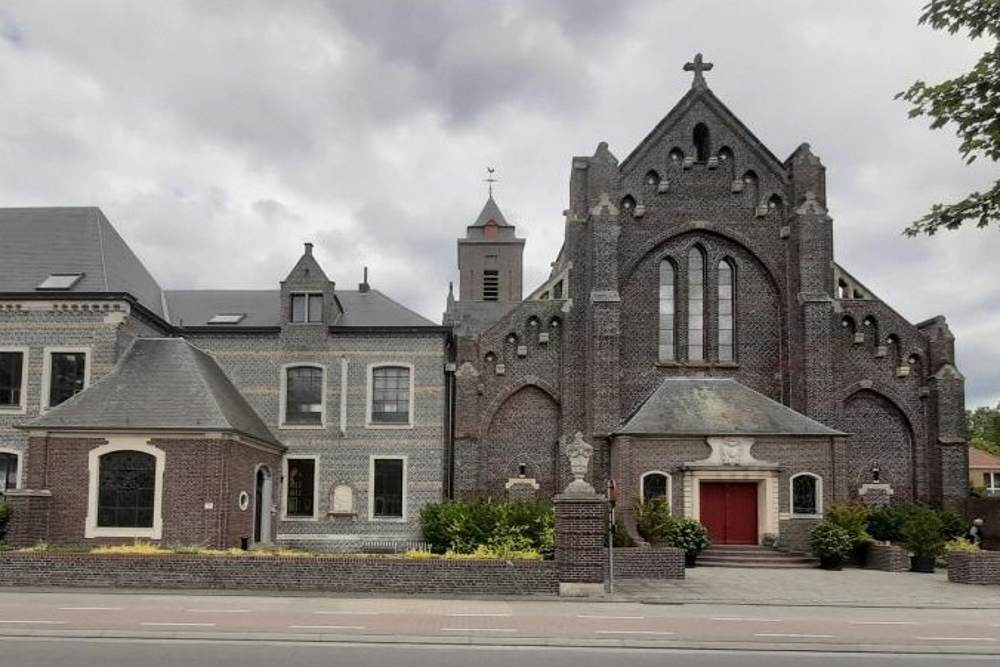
[36,273,84,290]
[207,313,246,325]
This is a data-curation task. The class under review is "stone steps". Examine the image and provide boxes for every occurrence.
[697,544,818,569]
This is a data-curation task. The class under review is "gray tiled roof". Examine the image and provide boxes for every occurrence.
[24,338,282,447]
[472,196,511,227]
[0,207,165,317]
[445,301,520,335]
[617,378,844,437]
[164,289,437,328]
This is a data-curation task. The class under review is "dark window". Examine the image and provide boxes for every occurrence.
[687,248,705,360]
[290,293,323,323]
[792,475,818,515]
[285,367,323,425]
[658,261,676,361]
[483,270,499,301]
[0,352,24,407]
[693,123,711,162]
[97,451,155,528]
[642,473,668,503]
[286,458,316,517]
[718,260,735,362]
[49,352,86,407]
[371,366,410,424]
[0,452,18,492]
[373,458,404,518]
[552,280,563,300]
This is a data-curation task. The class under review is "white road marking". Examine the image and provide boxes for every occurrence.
[445,613,511,617]
[576,615,644,620]
[713,617,782,622]
[290,625,365,630]
[440,628,517,632]
[754,633,833,639]
[314,610,379,616]
[58,607,122,611]
[0,620,68,625]
[595,630,675,636]
[140,622,216,627]
[849,621,918,625]
[914,636,997,642]
[186,609,251,614]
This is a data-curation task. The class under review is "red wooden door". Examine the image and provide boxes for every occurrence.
[699,482,758,544]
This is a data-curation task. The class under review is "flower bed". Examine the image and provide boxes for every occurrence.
[947,550,1000,586]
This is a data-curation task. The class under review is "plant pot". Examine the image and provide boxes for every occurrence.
[850,542,871,568]
[684,552,698,568]
[819,555,844,571]
[909,554,936,573]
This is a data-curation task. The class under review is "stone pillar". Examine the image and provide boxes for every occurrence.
[554,432,607,596]
[3,489,52,547]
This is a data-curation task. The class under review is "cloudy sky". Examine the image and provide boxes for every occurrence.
[1,1,998,407]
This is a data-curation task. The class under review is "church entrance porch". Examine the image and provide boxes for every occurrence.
[699,481,758,544]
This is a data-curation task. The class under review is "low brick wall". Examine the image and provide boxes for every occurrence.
[609,547,685,579]
[947,550,1000,586]
[0,552,558,595]
[866,543,909,572]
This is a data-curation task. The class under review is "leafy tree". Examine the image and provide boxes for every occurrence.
[897,0,1000,235]
[967,404,1000,456]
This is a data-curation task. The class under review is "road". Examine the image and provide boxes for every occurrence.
[0,640,998,667]
[0,590,997,654]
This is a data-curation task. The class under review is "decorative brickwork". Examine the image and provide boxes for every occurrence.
[866,543,909,572]
[611,547,684,579]
[555,495,607,587]
[947,551,1000,586]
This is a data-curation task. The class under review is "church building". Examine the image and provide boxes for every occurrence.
[444,56,968,550]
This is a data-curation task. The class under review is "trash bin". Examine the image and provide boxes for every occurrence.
[240,536,249,551]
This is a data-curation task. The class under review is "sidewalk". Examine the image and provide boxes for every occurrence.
[612,566,1000,609]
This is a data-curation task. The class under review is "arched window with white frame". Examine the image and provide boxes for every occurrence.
[790,473,822,516]
[641,471,671,506]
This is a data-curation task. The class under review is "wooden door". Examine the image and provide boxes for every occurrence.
[699,481,758,544]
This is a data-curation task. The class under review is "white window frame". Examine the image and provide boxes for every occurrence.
[41,346,91,412]
[0,347,28,414]
[282,455,320,520]
[366,363,414,429]
[369,455,407,522]
[984,471,1000,496]
[640,470,672,506]
[85,439,165,539]
[279,363,327,429]
[290,292,323,323]
[790,472,823,518]
[0,448,22,492]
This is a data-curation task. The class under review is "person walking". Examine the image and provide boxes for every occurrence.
[966,517,985,546]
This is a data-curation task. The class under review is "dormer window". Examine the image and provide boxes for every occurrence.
[37,273,84,291]
[291,293,323,323]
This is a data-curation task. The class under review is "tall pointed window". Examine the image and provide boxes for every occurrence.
[687,247,705,360]
[658,260,676,361]
[718,259,735,362]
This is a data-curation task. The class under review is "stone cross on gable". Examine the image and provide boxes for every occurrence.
[684,53,713,89]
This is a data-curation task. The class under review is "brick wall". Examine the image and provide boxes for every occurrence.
[610,546,684,579]
[947,551,1000,586]
[0,552,558,595]
[555,496,606,584]
[866,543,909,572]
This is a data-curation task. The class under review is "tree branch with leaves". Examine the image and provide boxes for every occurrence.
[897,0,1000,235]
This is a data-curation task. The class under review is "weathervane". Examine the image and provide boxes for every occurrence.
[484,167,498,197]
[683,53,713,89]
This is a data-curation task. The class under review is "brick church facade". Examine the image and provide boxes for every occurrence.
[0,58,968,552]
[444,58,968,550]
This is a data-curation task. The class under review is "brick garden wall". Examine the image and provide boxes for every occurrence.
[610,546,684,579]
[0,552,558,595]
[866,543,909,572]
[947,551,1000,586]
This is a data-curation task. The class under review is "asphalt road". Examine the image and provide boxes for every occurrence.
[0,590,997,654]
[1,639,998,667]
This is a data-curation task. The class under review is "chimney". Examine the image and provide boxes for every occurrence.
[359,266,370,293]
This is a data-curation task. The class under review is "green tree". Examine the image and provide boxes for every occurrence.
[897,0,1000,235]
[967,403,1000,456]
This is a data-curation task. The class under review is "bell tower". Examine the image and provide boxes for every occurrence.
[457,191,524,302]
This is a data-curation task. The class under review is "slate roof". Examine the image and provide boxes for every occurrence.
[164,289,437,328]
[445,301,520,336]
[472,196,511,227]
[0,207,166,317]
[24,338,282,447]
[617,378,844,437]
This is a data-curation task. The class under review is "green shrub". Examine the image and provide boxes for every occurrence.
[936,507,967,541]
[666,517,711,555]
[632,496,676,545]
[901,505,946,558]
[866,505,906,542]
[825,502,871,545]
[0,501,9,542]
[419,499,554,557]
[808,522,853,558]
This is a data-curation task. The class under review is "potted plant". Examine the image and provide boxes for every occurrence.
[667,517,712,567]
[808,521,853,570]
[901,505,946,573]
[826,502,872,566]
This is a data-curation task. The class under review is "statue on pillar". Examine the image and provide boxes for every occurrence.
[564,432,595,495]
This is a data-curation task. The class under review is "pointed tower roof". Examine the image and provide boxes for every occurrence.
[282,242,332,286]
[472,195,512,228]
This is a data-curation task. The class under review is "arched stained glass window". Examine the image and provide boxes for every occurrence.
[791,474,821,515]
[687,247,705,360]
[658,260,676,361]
[97,450,156,528]
[642,472,669,504]
[718,260,735,362]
